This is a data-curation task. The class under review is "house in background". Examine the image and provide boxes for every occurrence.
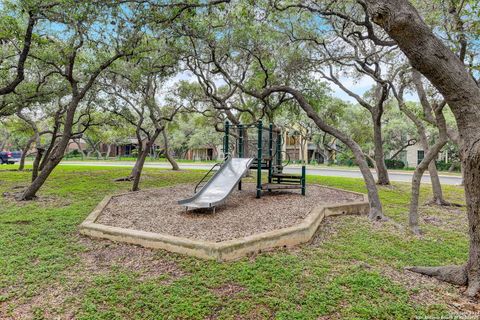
[66,138,161,158]
[184,145,219,161]
[282,131,325,164]
[394,142,450,168]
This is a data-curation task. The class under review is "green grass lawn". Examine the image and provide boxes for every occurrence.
[0,165,472,319]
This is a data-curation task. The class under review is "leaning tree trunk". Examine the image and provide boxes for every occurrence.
[463,139,480,296]
[164,148,179,170]
[427,161,445,205]
[129,140,145,179]
[31,148,44,182]
[365,0,480,295]
[74,140,85,160]
[39,133,57,170]
[18,137,35,171]
[131,148,150,191]
[131,130,162,191]
[419,135,446,205]
[409,136,447,234]
[372,116,390,185]
[105,144,111,160]
[114,139,145,182]
[19,102,78,200]
[162,130,179,170]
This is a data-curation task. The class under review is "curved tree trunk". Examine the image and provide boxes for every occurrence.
[18,137,35,171]
[365,0,480,295]
[395,74,448,232]
[25,146,64,198]
[19,100,79,200]
[31,148,44,182]
[162,130,179,170]
[39,134,57,171]
[74,139,85,160]
[114,138,145,182]
[131,148,150,191]
[105,144,111,160]
[164,150,179,170]
[129,139,144,179]
[428,161,445,205]
[132,130,162,191]
[372,116,390,185]
[409,137,447,234]
[419,135,446,206]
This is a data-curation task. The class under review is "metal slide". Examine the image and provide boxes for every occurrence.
[178,157,254,210]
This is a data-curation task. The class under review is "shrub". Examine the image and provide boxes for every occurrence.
[385,159,405,169]
[65,149,82,159]
[436,161,461,172]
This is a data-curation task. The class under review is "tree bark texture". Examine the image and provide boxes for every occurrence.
[372,113,389,185]
[31,148,44,182]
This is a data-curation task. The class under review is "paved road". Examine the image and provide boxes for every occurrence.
[57,161,463,185]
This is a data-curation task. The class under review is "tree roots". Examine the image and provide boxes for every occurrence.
[113,176,133,182]
[368,208,385,221]
[405,265,480,297]
[425,198,464,207]
[410,225,423,236]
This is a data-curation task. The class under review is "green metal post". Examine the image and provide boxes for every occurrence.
[268,123,273,185]
[238,124,243,191]
[238,124,244,158]
[301,165,306,196]
[276,130,282,182]
[224,121,230,160]
[256,120,263,198]
[276,130,282,168]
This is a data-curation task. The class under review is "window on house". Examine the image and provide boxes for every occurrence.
[417,150,424,165]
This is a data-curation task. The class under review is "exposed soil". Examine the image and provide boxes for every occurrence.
[1,190,72,207]
[96,183,364,242]
[211,282,245,297]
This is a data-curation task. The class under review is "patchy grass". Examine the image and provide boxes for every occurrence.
[0,165,474,319]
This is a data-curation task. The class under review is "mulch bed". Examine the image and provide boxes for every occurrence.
[96,183,363,242]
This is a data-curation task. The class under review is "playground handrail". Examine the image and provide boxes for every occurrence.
[194,161,223,193]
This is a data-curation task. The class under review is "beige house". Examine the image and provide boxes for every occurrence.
[395,142,449,168]
[404,143,423,167]
[185,146,219,161]
[282,131,325,164]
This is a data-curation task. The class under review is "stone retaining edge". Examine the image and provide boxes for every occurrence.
[79,185,369,261]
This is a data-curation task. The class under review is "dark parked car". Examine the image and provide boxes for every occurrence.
[0,151,22,164]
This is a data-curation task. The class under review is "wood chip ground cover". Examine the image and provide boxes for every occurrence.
[95,183,363,242]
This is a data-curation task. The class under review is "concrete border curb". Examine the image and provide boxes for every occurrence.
[79,185,369,261]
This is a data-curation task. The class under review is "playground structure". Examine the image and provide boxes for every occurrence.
[80,122,370,261]
[178,120,306,211]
